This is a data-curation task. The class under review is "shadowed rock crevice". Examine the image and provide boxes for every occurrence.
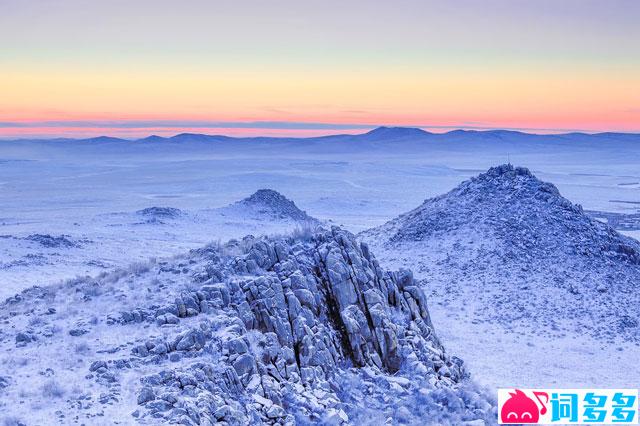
[315,265,357,367]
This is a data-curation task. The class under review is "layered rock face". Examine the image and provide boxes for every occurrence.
[130,228,478,424]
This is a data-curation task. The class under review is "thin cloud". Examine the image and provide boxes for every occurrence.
[0,120,377,130]
[0,120,636,134]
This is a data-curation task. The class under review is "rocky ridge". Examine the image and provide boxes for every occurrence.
[0,227,494,425]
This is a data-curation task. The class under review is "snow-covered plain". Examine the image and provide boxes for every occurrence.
[1,128,639,423]
[2,129,638,298]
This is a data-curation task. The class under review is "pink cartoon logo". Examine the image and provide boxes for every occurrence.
[500,389,549,423]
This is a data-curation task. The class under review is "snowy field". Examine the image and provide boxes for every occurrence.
[1,129,639,420]
[2,130,639,298]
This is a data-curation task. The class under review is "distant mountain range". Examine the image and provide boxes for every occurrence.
[4,126,640,144]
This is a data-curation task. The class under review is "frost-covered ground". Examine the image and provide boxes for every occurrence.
[2,130,639,299]
[0,128,639,423]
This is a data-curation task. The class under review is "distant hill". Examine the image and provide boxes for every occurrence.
[354,126,432,141]
[221,189,319,224]
[79,136,128,143]
[362,164,640,342]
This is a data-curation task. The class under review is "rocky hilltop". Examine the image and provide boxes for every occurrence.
[0,228,493,425]
[363,164,640,342]
[223,189,318,224]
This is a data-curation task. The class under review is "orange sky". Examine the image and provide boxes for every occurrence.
[1,0,638,138]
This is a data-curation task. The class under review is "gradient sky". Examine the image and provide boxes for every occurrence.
[1,0,639,138]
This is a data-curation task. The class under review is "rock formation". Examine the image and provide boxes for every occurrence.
[228,189,318,224]
[363,164,640,342]
[1,227,493,425]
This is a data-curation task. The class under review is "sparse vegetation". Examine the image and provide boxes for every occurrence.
[74,342,91,354]
[41,379,65,399]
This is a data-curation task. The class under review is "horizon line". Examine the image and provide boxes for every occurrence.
[1,120,640,141]
[3,128,640,142]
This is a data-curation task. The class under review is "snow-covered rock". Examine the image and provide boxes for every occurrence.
[0,227,495,425]
[362,164,640,342]
[223,189,319,224]
[136,207,184,219]
[135,206,185,224]
[24,234,78,248]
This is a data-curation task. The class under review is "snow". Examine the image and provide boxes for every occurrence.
[0,129,639,424]
[360,164,640,393]
[0,228,495,425]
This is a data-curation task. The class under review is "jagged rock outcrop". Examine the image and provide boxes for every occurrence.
[125,228,483,424]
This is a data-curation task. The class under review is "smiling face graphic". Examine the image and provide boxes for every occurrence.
[500,389,544,423]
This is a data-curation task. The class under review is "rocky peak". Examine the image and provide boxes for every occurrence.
[361,165,640,344]
[2,218,495,424]
[459,164,561,200]
[243,189,293,206]
[234,189,316,222]
[479,163,533,179]
[233,227,450,376]
[372,165,640,265]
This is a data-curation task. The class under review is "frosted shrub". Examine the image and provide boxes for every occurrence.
[128,261,151,276]
[28,316,45,327]
[74,342,91,354]
[290,222,317,242]
[41,379,65,399]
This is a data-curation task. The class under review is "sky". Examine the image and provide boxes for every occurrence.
[1,0,639,138]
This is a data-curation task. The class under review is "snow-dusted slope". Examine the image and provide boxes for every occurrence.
[0,228,494,425]
[363,164,640,342]
[0,191,317,300]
